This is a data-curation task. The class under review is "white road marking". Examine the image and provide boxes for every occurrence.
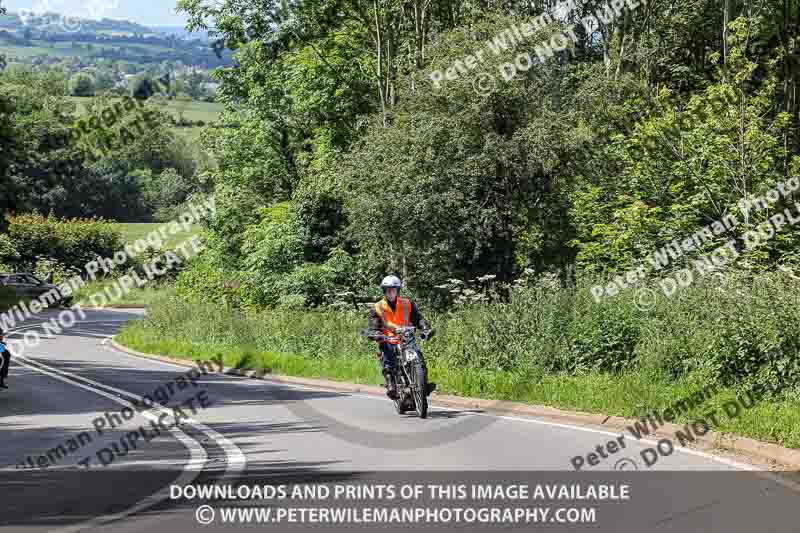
[6,320,247,532]
[13,313,800,501]
[9,321,246,474]
[8,355,208,532]
[103,328,757,471]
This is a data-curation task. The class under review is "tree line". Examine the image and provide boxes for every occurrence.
[0,68,211,228]
[3,0,800,309]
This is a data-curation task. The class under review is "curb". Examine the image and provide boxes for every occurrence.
[108,339,800,469]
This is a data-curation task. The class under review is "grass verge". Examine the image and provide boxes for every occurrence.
[115,288,800,450]
[73,280,174,307]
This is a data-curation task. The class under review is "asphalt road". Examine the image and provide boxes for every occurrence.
[1,309,798,533]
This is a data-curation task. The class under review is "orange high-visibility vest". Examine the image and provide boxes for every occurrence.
[375,298,411,344]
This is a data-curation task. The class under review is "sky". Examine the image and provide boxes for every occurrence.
[3,0,189,27]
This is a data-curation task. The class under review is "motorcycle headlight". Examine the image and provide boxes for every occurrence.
[404,349,418,362]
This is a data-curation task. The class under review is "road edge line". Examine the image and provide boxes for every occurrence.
[108,338,800,470]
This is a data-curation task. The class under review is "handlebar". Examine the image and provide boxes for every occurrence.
[362,327,432,342]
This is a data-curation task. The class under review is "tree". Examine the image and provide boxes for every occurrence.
[69,73,95,96]
[0,93,16,233]
[93,69,115,91]
[131,77,156,100]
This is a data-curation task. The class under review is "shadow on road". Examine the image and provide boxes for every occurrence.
[0,462,356,529]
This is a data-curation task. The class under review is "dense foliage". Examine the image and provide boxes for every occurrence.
[0,214,123,274]
[139,271,800,397]
[0,66,211,223]
[170,0,799,308]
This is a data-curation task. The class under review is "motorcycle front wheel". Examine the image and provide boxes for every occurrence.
[413,363,428,419]
[393,370,407,415]
[394,394,406,414]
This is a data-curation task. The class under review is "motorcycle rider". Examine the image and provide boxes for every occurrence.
[367,275,436,399]
[0,328,11,389]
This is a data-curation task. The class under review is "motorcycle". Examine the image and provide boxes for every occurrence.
[365,326,430,419]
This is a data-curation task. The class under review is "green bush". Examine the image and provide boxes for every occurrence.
[0,234,19,267]
[175,255,247,308]
[118,273,800,449]
[563,289,641,374]
[32,256,83,285]
[705,276,800,392]
[7,214,123,274]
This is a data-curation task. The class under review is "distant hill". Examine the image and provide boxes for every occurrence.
[0,13,154,36]
[0,10,231,70]
[150,26,212,42]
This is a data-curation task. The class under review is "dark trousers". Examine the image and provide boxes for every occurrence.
[0,346,10,381]
[380,343,426,372]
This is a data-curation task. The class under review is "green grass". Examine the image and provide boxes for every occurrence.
[72,280,174,307]
[68,97,218,148]
[118,329,380,384]
[173,127,204,143]
[113,222,202,251]
[117,322,800,449]
[68,96,223,124]
[166,100,223,123]
[115,287,800,450]
[0,44,74,58]
[63,223,203,307]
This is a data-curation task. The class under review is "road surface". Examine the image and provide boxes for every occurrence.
[1,309,797,532]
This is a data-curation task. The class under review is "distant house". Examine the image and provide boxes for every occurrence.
[202,82,220,92]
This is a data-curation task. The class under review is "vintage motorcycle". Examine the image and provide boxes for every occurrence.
[365,326,430,419]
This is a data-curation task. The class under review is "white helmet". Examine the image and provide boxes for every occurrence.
[380,275,402,292]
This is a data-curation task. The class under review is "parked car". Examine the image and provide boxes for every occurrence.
[0,273,73,308]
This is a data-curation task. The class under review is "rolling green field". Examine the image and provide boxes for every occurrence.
[68,96,223,123]
[0,40,122,59]
[66,222,204,306]
[0,43,80,58]
[114,222,202,250]
[68,96,222,143]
